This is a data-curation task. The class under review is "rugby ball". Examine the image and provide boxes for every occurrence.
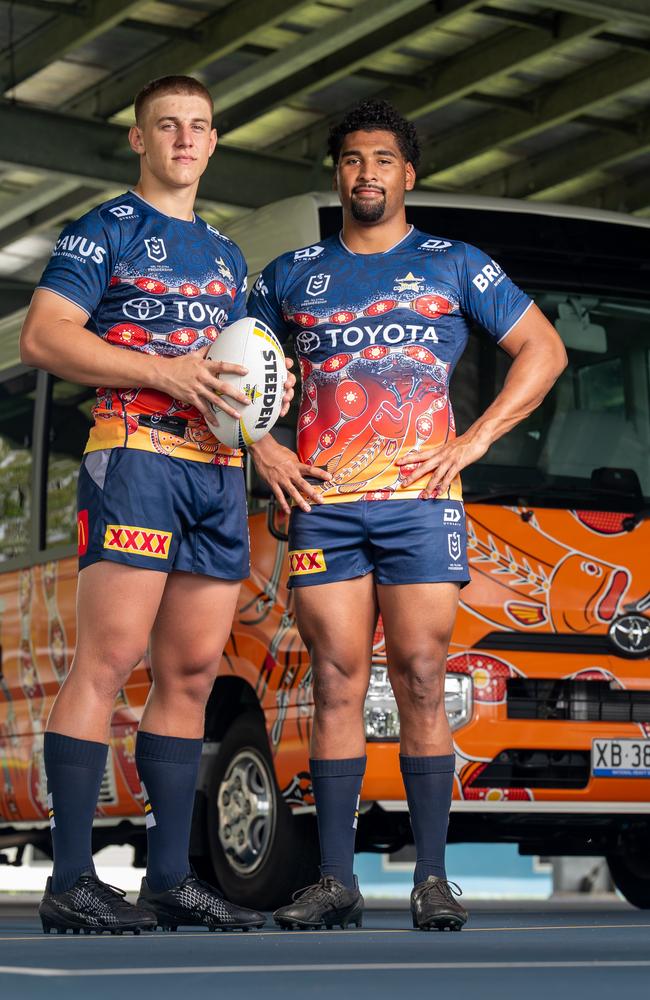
[205,317,287,450]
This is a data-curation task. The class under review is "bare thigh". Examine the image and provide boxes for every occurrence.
[294,575,377,758]
[142,571,242,738]
[47,561,168,741]
[377,582,460,756]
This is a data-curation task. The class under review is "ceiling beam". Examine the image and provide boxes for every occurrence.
[272,9,603,159]
[0,101,329,209]
[469,109,650,200]
[568,169,650,215]
[543,0,650,30]
[0,181,102,251]
[0,1,148,93]
[217,0,448,136]
[418,48,650,179]
[212,0,466,124]
[63,0,310,119]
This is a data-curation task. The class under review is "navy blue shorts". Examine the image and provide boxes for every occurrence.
[77,449,249,580]
[287,499,470,588]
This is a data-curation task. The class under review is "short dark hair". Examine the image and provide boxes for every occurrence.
[134,75,214,124]
[327,100,420,169]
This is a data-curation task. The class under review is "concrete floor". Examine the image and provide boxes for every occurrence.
[0,895,647,1000]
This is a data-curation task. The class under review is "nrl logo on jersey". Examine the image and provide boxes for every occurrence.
[394,271,425,294]
[144,237,167,263]
[305,273,330,297]
[294,245,324,261]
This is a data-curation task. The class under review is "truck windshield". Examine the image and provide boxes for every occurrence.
[456,292,650,508]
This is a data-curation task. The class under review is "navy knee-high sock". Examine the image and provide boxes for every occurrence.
[135,731,202,892]
[400,754,455,885]
[44,732,108,894]
[310,756,366,889]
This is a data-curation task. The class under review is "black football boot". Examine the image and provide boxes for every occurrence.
[39,872,157,934]
[273,875,364,930]
[137,873,266,931]
[410,876,468,931]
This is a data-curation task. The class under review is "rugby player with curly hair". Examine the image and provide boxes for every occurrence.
[248,99,566,931]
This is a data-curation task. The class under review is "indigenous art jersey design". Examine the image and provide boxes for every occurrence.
[38,191,247,465]
[247,227,532,502]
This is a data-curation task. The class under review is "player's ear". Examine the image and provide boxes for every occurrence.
[129,125,145,155]
[209,127,218,157]
[405,161,416,192]
[332,167,338,192]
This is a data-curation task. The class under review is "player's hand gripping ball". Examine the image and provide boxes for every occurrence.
[206,317,287,450]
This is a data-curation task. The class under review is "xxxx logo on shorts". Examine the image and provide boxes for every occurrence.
[288,548,327,576]
[103,524,172,559]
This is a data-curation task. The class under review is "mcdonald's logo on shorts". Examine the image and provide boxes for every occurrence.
[288,548,327,576]
[77,509,89,556]
[103,524,172,559]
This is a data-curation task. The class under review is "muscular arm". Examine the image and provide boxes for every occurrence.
[20,289,249,420]
[397,303,568,497]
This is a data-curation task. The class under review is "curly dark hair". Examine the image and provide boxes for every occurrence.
[327,100,420,169]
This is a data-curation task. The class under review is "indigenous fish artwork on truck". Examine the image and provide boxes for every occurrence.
[1,501,648,823]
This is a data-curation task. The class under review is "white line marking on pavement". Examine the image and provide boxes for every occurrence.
[2,961,650,977]
[1,922,649,943]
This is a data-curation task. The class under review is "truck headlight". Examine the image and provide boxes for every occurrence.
[364,666,473,740]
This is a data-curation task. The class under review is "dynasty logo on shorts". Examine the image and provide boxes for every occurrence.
[288,548,327,576]
[103,524,172,559]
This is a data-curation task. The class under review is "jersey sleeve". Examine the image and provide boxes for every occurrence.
[460,243,533,343]
[246,258,290,344]
[37,210,116,317]
[228,249,248,323]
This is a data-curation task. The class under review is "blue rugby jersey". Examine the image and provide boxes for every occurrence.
[38,190,247,465]
[247,226,532,501]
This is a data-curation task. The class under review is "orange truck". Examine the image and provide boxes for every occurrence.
[1,194,649,908]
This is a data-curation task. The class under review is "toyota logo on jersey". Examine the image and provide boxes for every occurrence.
[123,297,166,321]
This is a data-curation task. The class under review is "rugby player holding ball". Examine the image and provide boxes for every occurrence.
[247,101,567,931]
[20,75,294,935]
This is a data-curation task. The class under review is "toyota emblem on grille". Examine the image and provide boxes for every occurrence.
[609,614,650,656]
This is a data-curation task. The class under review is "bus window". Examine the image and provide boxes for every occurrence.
[46,379,94,548]
[0,372,37,562]
[456,292,650,500]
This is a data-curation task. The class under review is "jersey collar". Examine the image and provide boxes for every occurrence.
[338,224,415,256]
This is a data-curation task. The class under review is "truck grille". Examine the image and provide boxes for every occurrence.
[471,750,590,789]
[507,678,650,723]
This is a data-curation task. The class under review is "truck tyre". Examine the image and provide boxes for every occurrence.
[203,710,319,910]
[607,849,650,909]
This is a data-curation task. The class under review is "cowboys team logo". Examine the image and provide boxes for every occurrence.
[144,237,167,263]
[306,273,330,297]
[289,548,327,576]
[394,271,424,294]
[448,531,462,562]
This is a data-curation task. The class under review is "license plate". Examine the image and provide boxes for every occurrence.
[592,739,650,777]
